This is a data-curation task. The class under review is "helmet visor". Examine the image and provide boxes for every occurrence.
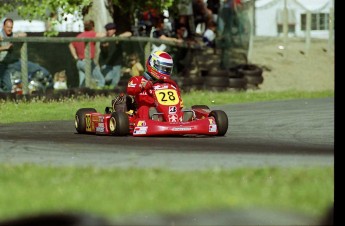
[154,61,173,75]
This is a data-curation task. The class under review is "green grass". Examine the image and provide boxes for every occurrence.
[0,165,334,221]
[0,90,334,124]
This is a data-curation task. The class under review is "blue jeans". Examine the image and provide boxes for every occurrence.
[0,60,51,92]
[7,60,51,80]
[0,63,12,92]
[101,65,121,88]
[76,59,105,88]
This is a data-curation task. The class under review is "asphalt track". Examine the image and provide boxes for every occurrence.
[0,97,334,170]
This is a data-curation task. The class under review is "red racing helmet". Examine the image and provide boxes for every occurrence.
[145,50,173,80]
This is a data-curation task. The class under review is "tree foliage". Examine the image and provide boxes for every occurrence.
[0,0,175,21]
[0,0,92,21]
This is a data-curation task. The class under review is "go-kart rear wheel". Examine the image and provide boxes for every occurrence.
[209,110,229,136]
[75,108,97,134]
[109,112,130,136]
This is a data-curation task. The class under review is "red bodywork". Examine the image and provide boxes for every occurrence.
[82,82,220,136]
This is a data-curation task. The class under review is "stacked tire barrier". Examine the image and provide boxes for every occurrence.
[237,64,264,90]
[177,48,264,93]
[177,63,264,93]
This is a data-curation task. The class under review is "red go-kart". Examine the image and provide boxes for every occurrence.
[74,79,229,137]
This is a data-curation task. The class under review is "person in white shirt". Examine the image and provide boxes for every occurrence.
[203,21,217,48]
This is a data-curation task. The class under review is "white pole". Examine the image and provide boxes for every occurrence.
[305,10,311,55]
[328,0,334,53]
[283,0,288,45]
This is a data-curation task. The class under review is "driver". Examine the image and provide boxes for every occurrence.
[126,50,182,119]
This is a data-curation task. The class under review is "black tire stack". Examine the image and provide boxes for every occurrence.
[204,67,230,92]
[237,64,264,90]
[179,66,205,92]
[228,66,247,91]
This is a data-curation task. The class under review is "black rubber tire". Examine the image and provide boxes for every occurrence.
[229,77,247,88]
[204,76,230,87]
[75,108,97,134]
[109,112,130,136]
[209,110,229,136]
[244,74,264,85]
[190,76,204,86]
[228,66,243,78]
[181,77,204,91]
[207,69,229,77]
[238,64,263,77]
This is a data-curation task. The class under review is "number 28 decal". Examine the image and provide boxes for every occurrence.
[155,89,179,105]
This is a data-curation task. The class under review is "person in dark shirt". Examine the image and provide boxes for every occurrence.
[99,23,132,88]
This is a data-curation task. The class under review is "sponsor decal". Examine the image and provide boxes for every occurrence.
[98,123,104,127]
[136,120,147,127]
[168,114,178,122]
[134,126,148,134]
[172,127,192,131]
[208,118,215,124]
[169,106,177,113]
[99,117,104,123]
[154,85,169,90]
[209,124,217,132]
[128,81,135,87]
[85,114,92,132]
[96,127,105,132]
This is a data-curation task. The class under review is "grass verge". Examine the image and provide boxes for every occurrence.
[0,164,334,221]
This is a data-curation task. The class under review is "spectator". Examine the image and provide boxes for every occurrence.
[7,59,52,83]
[151,16,183,53]
[207,0,220,22]
[123,53,144,77]
[203,20,217,48]
[99,22,132,89]
[53,70,68,90]
[175,24,189,40]
[68,19,105,88]
[218,0,242,37]
[0,18,26,92]
[193,0,213,30]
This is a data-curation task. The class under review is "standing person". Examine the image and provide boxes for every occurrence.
[151,16,183,53]
[69,20,105,88]
[126,50,182,119]
[0,18,26,92]
[99,22,132,89]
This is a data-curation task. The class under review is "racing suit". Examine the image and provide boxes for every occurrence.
[126,74,183,120]
[127,75,155,119]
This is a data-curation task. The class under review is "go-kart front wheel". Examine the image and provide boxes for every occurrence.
[75,108,97,134]
[109,112,130,136]
[209,110,229,136]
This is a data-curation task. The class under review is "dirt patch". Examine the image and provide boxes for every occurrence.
[249,37,334,92]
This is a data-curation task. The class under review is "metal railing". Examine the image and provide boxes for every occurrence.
[2,36,204,94]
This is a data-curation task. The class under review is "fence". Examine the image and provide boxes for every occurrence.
[2,36,205,95]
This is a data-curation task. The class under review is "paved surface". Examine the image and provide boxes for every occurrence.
[0,97,334,171]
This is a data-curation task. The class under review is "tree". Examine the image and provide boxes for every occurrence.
[0,0,175,35]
